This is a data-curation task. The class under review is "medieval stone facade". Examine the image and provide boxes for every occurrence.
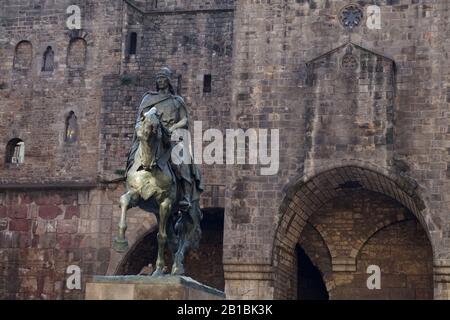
[0,0,449,300]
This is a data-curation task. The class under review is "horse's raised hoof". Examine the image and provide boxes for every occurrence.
[112,237,129,253]
[171,264,185,276]
[151,267,165,277]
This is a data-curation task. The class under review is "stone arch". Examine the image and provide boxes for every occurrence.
[113,223,158,275]
[350,213,413,262]
[5,138,25,164]
[272,164,436,299]
[64,111,79,143]
[298,222,333,295]
[13,40,32,70]
[354,219,433,299]
[310,201,414,266]
[107,206,157,276]
[42,46,54,72]
[67,37,87,69]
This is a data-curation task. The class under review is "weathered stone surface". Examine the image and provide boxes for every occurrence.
[38,206,62,220]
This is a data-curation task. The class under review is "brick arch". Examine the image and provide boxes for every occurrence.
[298,222,334,293]
[113,223,158,275]
[353,218,417,263]
[349,213,413,262]
[106,207,157,275]
[67,29,92,45]
[67,37,87,69]
[312,205,413,265]
[272,165,435,299]
[13,40,33,70]
[67,30,91,71]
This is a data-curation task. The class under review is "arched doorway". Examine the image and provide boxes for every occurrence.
[296,191,433,299]
[116,207,225,290]
[272,166,435,299]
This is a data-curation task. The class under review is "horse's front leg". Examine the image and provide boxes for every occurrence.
[152,197,172,276]
[113,191,135,252]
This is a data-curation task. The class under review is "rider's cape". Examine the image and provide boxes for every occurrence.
[125,91,204,198]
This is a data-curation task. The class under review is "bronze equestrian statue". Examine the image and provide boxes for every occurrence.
[113,67,203,277]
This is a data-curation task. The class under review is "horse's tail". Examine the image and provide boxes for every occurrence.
[175,200,203,251]
[189,201,203,250]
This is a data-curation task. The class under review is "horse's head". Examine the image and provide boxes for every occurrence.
[136,107,162,141]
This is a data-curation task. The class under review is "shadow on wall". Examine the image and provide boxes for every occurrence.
[296,245,329,300]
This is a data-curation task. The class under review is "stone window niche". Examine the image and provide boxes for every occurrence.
[13,41,33,70]
[5,138,25,164]
[65,111,79,143]
[42,46,55,72]
[128,32,138,55]
[203,74,212,93]
[68,38,87,69]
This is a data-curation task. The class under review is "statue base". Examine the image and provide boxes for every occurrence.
[85,275,225,300]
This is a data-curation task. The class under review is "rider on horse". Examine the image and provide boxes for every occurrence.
[126,67,204,214]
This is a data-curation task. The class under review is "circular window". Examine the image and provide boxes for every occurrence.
[340,4,363,30]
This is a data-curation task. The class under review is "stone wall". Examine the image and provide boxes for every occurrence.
[0,0,123,185]
[225,0,450,299]
[0,188,113,299]
[129,0,234,11]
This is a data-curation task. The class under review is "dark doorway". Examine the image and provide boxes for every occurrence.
[203,74,212,93]
[128,32,137,55]
[297,245,329,300]
[116,208,225,291]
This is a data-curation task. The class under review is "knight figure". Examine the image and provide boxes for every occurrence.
[126,67,204,214]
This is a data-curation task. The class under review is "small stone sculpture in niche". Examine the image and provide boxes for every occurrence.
[65,111,79,143]
[42,46,54,72]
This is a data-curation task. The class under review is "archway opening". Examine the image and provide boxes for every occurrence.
[296,245,329,300]
[5,138,24,164]
[273,166,434,299]
[13,40,32,70]
[68,38,87,69]
[116,207,225,290]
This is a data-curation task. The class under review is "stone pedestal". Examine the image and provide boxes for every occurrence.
[85,275,225,300]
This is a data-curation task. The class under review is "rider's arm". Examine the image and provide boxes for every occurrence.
[168,98,188,133]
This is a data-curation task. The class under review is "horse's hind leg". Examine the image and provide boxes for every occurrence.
[113,191,135,252]
[171,215,191,276]
[152,197,172,277]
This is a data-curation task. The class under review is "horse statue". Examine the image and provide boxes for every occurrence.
[112,107,202,276]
